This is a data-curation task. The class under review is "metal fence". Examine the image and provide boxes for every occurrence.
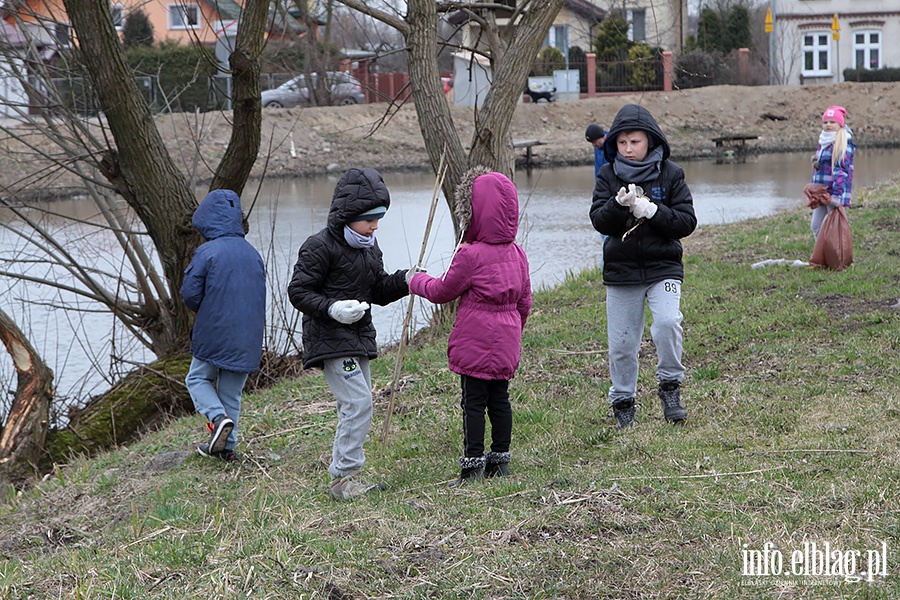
[565,59,665,94]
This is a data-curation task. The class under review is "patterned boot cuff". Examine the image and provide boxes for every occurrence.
[459,455,486,470]
[485,451,511,465]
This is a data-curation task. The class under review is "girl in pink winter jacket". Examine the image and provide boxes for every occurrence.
[409,167,532,485]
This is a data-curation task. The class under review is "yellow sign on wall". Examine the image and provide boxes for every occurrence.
[831,13,840,41]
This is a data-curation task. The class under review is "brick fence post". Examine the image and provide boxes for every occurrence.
[738,47,749,85]
[662,51,673,92]
[586,53,597,98]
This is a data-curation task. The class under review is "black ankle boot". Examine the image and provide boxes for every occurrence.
[485,451,511,477]
[612,398,637,429]
[450,456,485,487]
[659,380,687,423]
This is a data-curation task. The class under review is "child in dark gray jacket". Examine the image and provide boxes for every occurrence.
[288,168,410,500]
[589,104,697,430]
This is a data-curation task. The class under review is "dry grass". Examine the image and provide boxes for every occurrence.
[2,176,900,599]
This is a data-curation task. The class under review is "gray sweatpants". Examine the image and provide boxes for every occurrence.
[323,356,372,479]
[606,280,684,406]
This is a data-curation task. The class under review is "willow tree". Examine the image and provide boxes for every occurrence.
[60,0,267,351]
[335,0,565,234]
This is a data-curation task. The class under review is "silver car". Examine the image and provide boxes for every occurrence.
[261,72,366,108]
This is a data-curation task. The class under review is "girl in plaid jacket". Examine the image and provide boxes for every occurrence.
[810,105,855,240]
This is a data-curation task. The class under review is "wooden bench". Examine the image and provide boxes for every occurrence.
[711,134,760,162]
[512,139,546,167]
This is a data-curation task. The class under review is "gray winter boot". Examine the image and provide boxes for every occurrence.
[328,471,386,501]
[612,398,637,430]
[485,451,511,477]
[450,456,486,487]
[659,380,687,423]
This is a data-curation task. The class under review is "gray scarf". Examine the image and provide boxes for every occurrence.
[343,225,375,249]
[613,145,664,184]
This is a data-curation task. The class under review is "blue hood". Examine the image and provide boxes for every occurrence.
[193,189,246,241]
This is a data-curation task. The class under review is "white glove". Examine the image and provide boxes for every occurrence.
[328,299,370,324]
[405,266,426,284]
[615,185,636,207]
[630,195,658,220]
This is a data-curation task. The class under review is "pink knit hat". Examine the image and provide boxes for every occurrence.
[822,106,846,127]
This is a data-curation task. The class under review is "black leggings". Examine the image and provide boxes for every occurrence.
[460,375,512,458]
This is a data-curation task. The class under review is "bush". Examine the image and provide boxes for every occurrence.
[675,49,733,89]
[626,43,658,90]
[594,12,631,60]
[569,46,587,93]
[532,46,565,76]
[842,67,900,82]
[260,42,306,75]
[125,41,218,113]
[122,8,154,49]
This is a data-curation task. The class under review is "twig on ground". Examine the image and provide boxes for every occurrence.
[610,465,787,481]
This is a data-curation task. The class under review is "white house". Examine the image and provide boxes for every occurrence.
[0,20,29,120]
[772,0,900,85]
[603,0,689,52]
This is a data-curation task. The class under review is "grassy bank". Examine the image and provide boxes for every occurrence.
[2,175,900,599]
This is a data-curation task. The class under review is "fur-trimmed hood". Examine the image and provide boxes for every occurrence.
[454,167,519,244]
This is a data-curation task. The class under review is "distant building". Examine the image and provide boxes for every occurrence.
[772,0,900,85]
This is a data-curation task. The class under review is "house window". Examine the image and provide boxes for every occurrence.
[111,4,125,31]
[627,9,646,42]
[545,24,569,53]
[168,3,200,30]
[54,22,71,46]
[802,32,831,76]
[854,31,881,70]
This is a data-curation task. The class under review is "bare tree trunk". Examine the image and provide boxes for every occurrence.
[63,0,199,356]
[210,0,267,193]
[0,310,53,487]
[405,0,468,218]
[339,0,565,236]
[43,355,194,467]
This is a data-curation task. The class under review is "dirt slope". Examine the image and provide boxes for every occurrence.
[167,81,900,180]
[4,82,899,196]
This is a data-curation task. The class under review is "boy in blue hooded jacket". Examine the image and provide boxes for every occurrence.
[181,189,266,460]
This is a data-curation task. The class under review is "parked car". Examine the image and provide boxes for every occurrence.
[261,72,366,108]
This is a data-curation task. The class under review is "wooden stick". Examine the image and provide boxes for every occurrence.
[381,155,448,450]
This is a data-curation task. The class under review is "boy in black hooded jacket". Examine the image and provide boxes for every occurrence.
[589,104,697,429]
[288,167,410,500]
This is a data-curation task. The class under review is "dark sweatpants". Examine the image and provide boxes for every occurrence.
[460,375,512,458]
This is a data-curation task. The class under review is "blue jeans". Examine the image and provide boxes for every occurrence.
[185,357,249,451]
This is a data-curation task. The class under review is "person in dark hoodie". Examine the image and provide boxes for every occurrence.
[589,104,697,430]
[181,189,266,461]
[409,167,532,486]
[288,168,410,501]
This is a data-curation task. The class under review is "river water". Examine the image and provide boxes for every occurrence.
[2,149,898,401]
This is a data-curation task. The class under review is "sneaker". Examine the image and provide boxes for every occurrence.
[659,380,687,423]
[328,471,386,501]
[612,398,637,430]
[206,414,234,454]
[197,443,238,462]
